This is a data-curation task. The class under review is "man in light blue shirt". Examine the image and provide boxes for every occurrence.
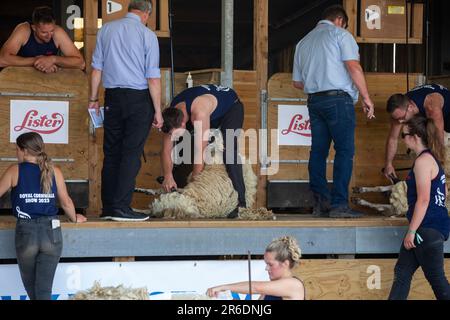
[292,5,374,218]
[89,0,162,222]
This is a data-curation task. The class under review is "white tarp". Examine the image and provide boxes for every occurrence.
[0,260,268,300]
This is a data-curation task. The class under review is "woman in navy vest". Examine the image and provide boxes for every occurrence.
[206,236,305,300]
[389,115,450,300]
[0,132,86,300]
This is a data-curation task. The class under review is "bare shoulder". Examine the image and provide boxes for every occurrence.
[8,22,31,42]
[415,152,436,168]
[53,166,64,180]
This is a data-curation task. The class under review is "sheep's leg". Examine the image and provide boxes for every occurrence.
[352,185,393,193]
[351,197,392,213]
[134,188,164,195]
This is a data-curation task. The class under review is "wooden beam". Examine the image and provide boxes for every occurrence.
[84,0,101,216]
[159,0,169,32]
[253,0,268,209]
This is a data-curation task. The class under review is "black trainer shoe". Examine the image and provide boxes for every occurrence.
[100,209,113,220]
[227,207,239,219]
[329,206,364,218]
[103,208,150,222]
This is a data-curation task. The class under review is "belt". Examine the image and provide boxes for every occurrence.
[309,90,348,97]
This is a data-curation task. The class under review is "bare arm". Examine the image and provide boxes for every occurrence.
[88,68,102,114]
[54,167,86,223]
[161,133,177,192]
[383,120,403,179]
[48,26,85,69]
[424,93,445,144]
[0,23,37,68]
[207,278,304,300]
[148,78,163,128]
[404,156,435,250]
[344,60,374,118]
[0,165,17,197]
[190,111,210,177]
[293,81,304,90]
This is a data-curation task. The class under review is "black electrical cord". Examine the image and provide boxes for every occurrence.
[168,0,175,99]
[406,0,410,91]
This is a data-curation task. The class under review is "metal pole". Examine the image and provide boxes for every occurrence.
[168,0,175,99]
[221,0,234,88]
[247,250,252,299]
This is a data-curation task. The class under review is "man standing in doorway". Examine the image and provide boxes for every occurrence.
[292,5,374,218]
[89,0,163,221]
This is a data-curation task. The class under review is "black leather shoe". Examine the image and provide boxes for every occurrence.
[311,194,330,218]
[102,208,149,222]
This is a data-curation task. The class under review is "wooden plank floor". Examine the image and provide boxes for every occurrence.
[0,213,408,230]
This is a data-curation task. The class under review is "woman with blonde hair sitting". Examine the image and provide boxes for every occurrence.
[207,236,305,300]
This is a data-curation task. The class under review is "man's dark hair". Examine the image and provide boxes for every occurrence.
[386,93,409,114]
[322,5,348,26]
[32,6,55,25]
[161,108,184,134]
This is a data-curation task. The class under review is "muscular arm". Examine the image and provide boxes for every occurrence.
[50,26,85,69]
[384,120,403,179]
[161,133,177,192]
[0,23,37,67]
[191,109,210,176]
[424,93,445,144]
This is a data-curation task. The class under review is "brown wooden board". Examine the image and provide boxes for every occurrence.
[359,0,423,43]
[0,67,89,181]
[296,258,450,300]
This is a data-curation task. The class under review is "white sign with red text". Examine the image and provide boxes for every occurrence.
[278,104,311,146]
[10,100,69,144]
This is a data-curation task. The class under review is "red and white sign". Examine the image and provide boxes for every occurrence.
[278,104,311,146]
[10,100,69,144]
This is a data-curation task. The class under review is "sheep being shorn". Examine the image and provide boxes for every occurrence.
[150,129,270,219]
[352,181,408,217]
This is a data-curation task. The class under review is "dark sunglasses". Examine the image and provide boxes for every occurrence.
[401,132,413,139]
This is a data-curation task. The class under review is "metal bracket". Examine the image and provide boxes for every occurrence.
[0,92,75,98]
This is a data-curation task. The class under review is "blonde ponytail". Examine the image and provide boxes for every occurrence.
[16,132,55,194]
[37,151,54,194]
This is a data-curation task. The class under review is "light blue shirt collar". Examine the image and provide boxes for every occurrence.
[317,19,334,26]
[125,12,141,22]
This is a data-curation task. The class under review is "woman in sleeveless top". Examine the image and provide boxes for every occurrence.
[206,236,305,300]
[388,115,450,300]
[0,132,87,300]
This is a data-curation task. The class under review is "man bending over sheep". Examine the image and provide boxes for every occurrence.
[161,84,246,218]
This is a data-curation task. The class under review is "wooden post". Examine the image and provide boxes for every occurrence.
[254,0,268,208]
[84,0,101,215]
[343,0,357,37]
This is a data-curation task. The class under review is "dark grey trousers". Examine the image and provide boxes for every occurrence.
[15,216,62,300]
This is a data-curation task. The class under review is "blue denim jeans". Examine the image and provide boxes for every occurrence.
[307,94,355,207]
[15,216,62,300]
[388,227,450,300]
